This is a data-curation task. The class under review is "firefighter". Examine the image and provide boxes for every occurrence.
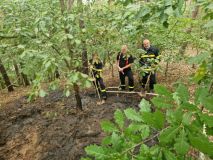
[117,45,134,91]
[89,53,107,101]
[140,39,160,92]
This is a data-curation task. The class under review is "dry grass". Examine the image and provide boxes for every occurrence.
[0,86,31,108]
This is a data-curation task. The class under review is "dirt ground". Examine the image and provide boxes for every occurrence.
[0,62,195,160]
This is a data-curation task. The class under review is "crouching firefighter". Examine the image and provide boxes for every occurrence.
[140,39,160,92]
[89,53,107,101]
[117,45,134,91]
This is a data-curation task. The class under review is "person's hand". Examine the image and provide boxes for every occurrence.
[119,67,123,72]
[119,67,124,74]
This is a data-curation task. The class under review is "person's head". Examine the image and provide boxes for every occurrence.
[92,52,99,60]
[121,45,128,54]
[143,39,150,50]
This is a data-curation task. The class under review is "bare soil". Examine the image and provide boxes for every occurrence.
[0,62,195,160]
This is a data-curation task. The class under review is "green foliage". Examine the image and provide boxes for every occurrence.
[174,129,190,155]
[83,84,213,159]
[101,120,119,133]
[139,99,151,113]
[114,109,125,129]
[0,0,212,158]
[1,0,212,99]
[175,83,189,102]
[124,108,143,122]
[85,145,108,159]
[142,110,165,129]
[189,133,213,156]
[151,84,173,108]
[159,126,180,144]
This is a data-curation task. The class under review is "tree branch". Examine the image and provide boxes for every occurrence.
[121,132,160,155]
[121,126,170,156]
[40,30,71,69]
[51,45,70,69]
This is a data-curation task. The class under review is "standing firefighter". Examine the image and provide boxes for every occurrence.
[117,45,134,91]
[140,39,160,92]
[90,53,107,101]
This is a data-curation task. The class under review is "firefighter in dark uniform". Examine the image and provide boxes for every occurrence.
[140,39,160,92]
[90,53,107,100]
[117,45,134,91]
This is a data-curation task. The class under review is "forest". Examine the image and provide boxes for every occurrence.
[0,0,212,160]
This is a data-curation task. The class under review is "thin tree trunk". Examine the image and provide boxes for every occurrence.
[48,74,53,82]
[60,0,74,64]
[108,52,114,77]
[209,80,213,94]
[78,0,89,75]
[73,83,82,111]
[179,6,199,55]
[0,76,5,89]
[67,0,74,11]
[13,60,22,85]
[82,49,89,74]
[0,59,14,92]
[21,73,30,86]
[192,46,199,69]
[60,0,82,111]
[165,61,169,77]
[179,28,192,55]
[20,63,30,86]
[55,68,60,79]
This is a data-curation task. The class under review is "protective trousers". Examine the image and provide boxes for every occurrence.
[119,70,134,91]
[93,76,107,100]
[141,72,156,90]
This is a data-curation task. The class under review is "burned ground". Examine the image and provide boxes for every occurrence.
[0,62,195,160]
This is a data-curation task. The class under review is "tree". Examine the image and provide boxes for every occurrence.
[13,60,22,85]
[0,58,14,92]
[179,4,199,55]
[78,0,89,75]
[82,0,213,159]
[59,0,83,110]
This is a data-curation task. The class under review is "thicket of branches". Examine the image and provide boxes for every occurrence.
[0,0,212,159]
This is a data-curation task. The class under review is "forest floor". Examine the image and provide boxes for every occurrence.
[0,56,196,160]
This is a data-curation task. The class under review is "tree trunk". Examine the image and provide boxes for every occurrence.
[0,76,5,89]
[13,60,22,85]
[108,52,114,77]
[21,73,30,86]
[60,0,83,110]
[20,63,30,86]
[178,28,192,55]
[48,74,53,82]
[67,0,74,12]
[55,68,60,79]
[78,0,89,75]
[60,0,74,63]
[82,49,89,74]
[179,5,199,55]
[0,59,14,92]
[73,83,82,111]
